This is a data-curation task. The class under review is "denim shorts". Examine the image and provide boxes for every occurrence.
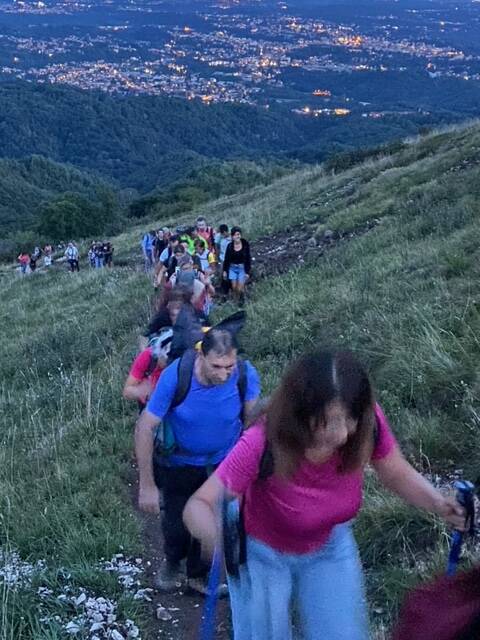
[229,264,246,283]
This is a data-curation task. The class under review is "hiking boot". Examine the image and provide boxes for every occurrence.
[154,560,184,592]
[186,577,229,599]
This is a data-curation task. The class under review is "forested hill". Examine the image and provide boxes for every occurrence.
[0,155,114,233]
[0,80,449,192]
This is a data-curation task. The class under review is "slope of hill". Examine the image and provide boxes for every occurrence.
[1,121,480,638]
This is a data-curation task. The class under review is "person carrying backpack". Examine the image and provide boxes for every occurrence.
[183,350,465,640]
[135,316,260,596]
[142,231,155,271]
[196,216,215,251]
[194,239,217,276]
[123,328,173,412]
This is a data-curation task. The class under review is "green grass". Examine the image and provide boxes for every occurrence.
[2,120,480,636]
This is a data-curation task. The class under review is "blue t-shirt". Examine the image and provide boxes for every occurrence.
[146,357,261,466]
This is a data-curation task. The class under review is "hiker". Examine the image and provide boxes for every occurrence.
[196,216,215,251]
[183,350,465,640]
[123,328,173,413]
[17,252,30,275]
[142,231,155,271]
[215,224,231,267]
[29,251,39,273]
[223,226,251,304]
[215,224,231,296]
[178,227,197,256]
[43,244,53,268]
[154,237,183,289]
[142,287,193,348]
[170,255,208,317]
[158,235,181,279]
[153,229,168,263]
[194,238,217,276]
[30,245,42,272]
[135,322,261,595]
[94,242,104,269]
[88,243,96,268]
[64,242,79,272]
[103,241,114,267]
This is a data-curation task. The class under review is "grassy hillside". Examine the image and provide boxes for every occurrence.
[1,121,480,638]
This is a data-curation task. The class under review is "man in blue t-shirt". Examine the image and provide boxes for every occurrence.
[135,328,260,594]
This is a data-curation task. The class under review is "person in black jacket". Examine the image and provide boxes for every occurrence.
[222,226,251,304]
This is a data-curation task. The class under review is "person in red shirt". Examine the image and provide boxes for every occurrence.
[17,252,30,274]
[123,328,173,412]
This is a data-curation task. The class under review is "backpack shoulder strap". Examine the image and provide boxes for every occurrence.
[258,443,274,480]
[374,413,380,447]
[236,358,247,404]
[144,352,158,378]
[170,349,196,410]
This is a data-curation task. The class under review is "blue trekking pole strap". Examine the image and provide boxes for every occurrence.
[446,480,475,577]
[199,548,222,640]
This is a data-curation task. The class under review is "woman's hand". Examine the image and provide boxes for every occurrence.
[434,495,466,530]
[374,448,467,530]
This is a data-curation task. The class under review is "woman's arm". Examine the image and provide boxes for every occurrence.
[122,374,152,403]
[373,447,465,529]
[183,474,237,560]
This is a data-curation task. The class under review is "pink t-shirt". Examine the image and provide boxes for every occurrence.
[215,404,397,554]
[129,347,163,389]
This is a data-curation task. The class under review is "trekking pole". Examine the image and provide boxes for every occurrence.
[446,480,476,576]
[198,548,222,640]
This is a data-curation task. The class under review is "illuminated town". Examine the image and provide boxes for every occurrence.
[0,0,479,117]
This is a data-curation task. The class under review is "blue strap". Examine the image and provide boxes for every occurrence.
[447,530,464,576]
[446,480,476,576]
[199,549,222,640]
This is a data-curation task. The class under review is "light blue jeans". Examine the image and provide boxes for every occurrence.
[228,263,246,283]
[227,524,369,640]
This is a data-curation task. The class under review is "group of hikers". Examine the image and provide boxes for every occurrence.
[17,240,115,274]
[17,244,54,274]
[123,224,479,639]
[141,217,252,311]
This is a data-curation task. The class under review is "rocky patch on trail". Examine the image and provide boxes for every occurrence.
[251,218,381,280]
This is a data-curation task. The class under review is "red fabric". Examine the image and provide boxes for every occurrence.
[197,228,214,250]
[393,568,480,640]
[129,347,163,388]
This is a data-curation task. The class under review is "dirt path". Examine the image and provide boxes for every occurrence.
[251,218,381,280]
[132,469,232,640]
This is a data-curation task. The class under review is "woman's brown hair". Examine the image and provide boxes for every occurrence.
[266,350,375,477]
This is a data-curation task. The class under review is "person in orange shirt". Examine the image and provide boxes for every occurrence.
[195,216,215,251]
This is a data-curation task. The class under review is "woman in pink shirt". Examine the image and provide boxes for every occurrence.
[184,350,465,640]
